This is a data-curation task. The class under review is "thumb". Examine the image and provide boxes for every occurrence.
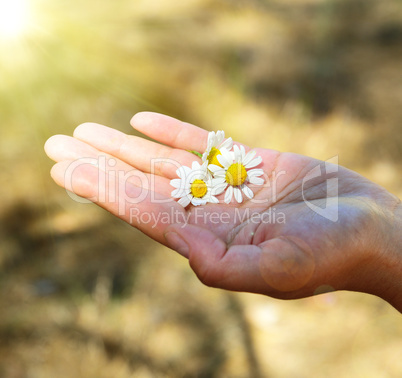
[164,224,270,293]
[259,236,316,295]
[164,223,227,283]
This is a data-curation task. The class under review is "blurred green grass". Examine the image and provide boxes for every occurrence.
[0,0,401,377]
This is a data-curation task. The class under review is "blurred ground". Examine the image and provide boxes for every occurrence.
[0,0,401,377]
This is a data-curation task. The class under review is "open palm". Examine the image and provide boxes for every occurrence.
[45,112,401,305]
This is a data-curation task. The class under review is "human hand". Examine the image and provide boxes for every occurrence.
[45,112,402,311]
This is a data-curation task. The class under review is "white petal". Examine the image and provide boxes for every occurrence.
[177,165,192,179]
[216,154,228,168]
[249,176,264,185]
[172,188,187,198]
[207,131,215,150]
[192,173,203,181]
[189,165,207,182]
[212,177,226,185]
[239,145,246,160]
[191,161,201,170]
[208,164,223,174]
[208,195,219,204]
[247,168,264,177]
[178,195,191,207]
[233,187,243,203]
[245,156,262,169]
[204,172,214,183]
[192,197,207,206]
[211,181,227,195]
[233,145,241,163]
[176,166,186,179]
[218,148,234,167]
[224,185,233,204]
[243,150,256,166]
[217,131,226,145]
[220,137,233,150]
[170,179,182,188]
[241,184,254,199]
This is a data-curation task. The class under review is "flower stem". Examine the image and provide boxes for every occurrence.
[187,150,202,158]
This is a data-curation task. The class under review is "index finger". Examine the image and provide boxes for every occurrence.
[130,112,209,152]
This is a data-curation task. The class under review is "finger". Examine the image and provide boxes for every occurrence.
[73,123,200,179]
[164,223,271,293]
[45,135,173,197]
[50,160,186,244]
[131,112,209,152]
[45,134,100,162]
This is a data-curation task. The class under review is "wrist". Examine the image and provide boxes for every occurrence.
[367,200,402,311]
[384,202,402,310]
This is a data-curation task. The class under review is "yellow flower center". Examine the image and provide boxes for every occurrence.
[225,163,247,186]
[207,147,223,167]
[190,179,208,198]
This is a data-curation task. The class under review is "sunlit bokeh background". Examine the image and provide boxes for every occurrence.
[0,0,401,377]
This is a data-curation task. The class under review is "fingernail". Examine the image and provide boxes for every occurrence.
[164,232,190,258]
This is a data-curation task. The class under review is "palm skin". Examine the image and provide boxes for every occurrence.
[45,112,401,310]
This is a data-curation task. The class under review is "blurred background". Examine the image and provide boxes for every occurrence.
[0,0,401,377]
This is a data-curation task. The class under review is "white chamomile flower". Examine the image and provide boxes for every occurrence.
[170,161,219,207]
[209,145,264,204]
[202,130,233,167]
